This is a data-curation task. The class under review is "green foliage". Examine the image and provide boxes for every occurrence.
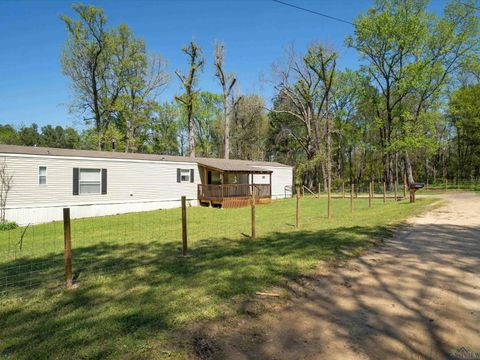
[148,102,181,155]
[0,221,17,231]
[192,92,223,157]
[231,95,268,160]
[0,125,19,145]
[18,124,41,146]
[0,123,82,149]
[61,4,169,151]
[448,84,480,177]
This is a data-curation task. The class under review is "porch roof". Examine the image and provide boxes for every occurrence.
[196,158,273,173]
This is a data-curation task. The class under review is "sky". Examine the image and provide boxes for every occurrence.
[0,0,450,130]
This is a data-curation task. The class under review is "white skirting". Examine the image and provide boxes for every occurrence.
[5,193,290,226]
[5,199,198,225]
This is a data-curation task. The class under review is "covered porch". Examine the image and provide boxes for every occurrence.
[197,160,272,208]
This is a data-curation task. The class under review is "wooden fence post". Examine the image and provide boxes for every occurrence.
[295,186,300,229]
[350,183,354,213]
[403,174,407,198]
[251,190,256,239]
[181,196,188,255]
[327,180,332,219]
[369,180,373,208]
[63,208,73,289]
[342,181,345,199]
[383,182,386,204]
[394,181,398,201]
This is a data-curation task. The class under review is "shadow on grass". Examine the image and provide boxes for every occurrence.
[0,224,389,359]
[212,223,480,360]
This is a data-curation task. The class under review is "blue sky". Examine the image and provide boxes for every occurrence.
[0,0,449,129]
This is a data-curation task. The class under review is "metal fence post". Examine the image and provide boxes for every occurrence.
[181,196,188,255]
[63,208,73,289]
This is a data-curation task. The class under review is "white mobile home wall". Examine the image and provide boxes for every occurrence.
[252,166,293,199]
[1,153,200,225]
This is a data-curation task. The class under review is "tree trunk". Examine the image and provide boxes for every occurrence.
[224,96,230,159]
[188,105,195,157]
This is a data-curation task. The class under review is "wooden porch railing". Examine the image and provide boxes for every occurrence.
[198,184,271,200]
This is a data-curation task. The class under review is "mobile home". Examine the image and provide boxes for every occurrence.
[0,145,293,225]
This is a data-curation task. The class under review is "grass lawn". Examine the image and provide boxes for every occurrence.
[0,197,437,359]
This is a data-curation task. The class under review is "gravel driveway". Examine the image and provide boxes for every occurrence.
[215,193,480,360]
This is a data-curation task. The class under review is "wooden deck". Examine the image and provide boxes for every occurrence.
[198,184,271,208]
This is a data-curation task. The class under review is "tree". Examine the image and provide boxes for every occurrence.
[214,42,237,159]
[112,25,169,153]
[192,92,223,158]
[0,160,13,224]
[231,95,268,160]
[348,0,479,184]
[448,84,480,178]
[64,127,82,149]
[18,124,41,146]
[40,125,81,149]
[148,102,180,155]
[175,41,204,157]
[61,4,122,150]
[0,125,19,145]
[271,44,337,188]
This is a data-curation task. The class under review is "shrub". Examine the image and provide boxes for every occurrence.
[0,221,18,231]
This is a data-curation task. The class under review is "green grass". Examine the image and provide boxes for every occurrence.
[0,197,437,359]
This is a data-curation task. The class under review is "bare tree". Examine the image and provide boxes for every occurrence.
[271,44,337,188]
[175,41,204,157]
[214,42,237,159]
[0,160,13,224]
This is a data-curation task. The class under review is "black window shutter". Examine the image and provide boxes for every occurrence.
[73,168,79,195]
[177,168,181,183]
[190,169,194,183]
[101,169,107,195]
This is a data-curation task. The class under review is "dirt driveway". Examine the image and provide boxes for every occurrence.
[212,193,480,360]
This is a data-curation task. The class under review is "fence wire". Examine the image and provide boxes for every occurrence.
[0,188,422,296]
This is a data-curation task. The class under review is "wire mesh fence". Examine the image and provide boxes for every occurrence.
[0,188,418,297]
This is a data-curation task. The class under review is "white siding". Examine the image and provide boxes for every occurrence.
[0,153,293,225]
[1,154,199,225]
[253,166,293,199]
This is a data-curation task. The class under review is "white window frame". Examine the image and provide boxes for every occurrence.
[38,166,47,185]
[79,168,102,195]
[180,168,191,182]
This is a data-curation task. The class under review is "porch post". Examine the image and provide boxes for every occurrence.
[269,172,272,197]
[251,172,254,196]
[220,172,224,198]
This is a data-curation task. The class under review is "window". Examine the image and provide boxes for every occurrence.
[181,169,190,182]
[38,166,47,185]
[79,168,101,195]
[177,168,194,183]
